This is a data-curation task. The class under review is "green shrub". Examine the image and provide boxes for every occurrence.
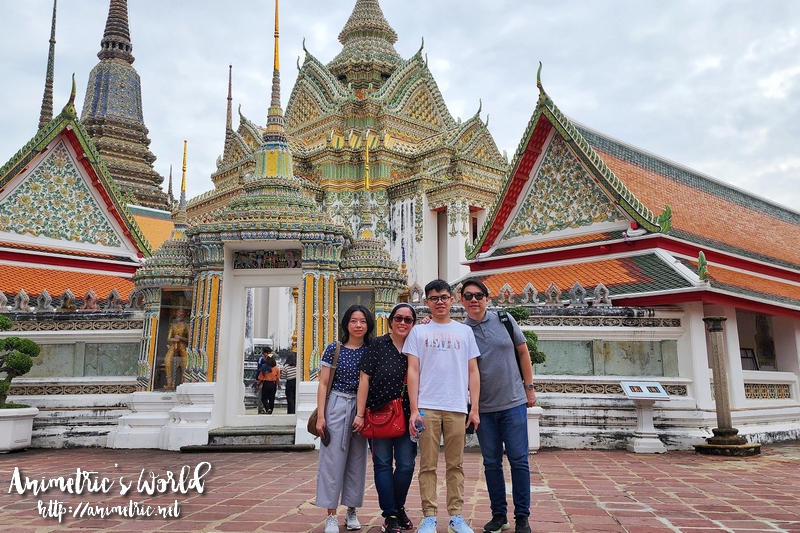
[524,330,547,365]
[505,306,530,322]
[0,316,39,405]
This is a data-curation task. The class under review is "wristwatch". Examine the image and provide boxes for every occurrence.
[524,383,535,390]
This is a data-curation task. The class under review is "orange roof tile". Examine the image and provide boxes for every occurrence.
[0,240,133,262]
[492,232,618,257]
[476,254,692,298]
[597,149,800,268]
[0,264,134,301]
[133,214,174,252]
[685,260,800,306]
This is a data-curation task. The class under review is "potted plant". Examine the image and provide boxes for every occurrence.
[0,314,40,452]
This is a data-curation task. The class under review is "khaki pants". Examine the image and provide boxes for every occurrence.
[418,409,466,516]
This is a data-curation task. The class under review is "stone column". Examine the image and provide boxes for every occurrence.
[696,316,760,456]
[136,288,161,391]
[187,270,223,383]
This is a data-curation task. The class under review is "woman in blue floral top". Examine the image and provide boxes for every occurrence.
[316,304,374,533]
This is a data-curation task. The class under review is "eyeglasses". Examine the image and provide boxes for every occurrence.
[392,316,415,324]
[462,292,487,301]
[425,295,452,303]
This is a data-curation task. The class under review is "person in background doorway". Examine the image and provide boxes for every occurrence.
[258,347,280,414]
[282,352,297,414]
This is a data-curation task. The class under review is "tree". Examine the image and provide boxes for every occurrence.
[505,306,546,365]
[0,315,40,406]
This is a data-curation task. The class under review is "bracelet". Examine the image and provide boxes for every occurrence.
[355,414,365,418]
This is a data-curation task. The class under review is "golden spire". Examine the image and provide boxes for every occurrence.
[273,0,280,72]
[172,140,188,228]
[181,140,187,195]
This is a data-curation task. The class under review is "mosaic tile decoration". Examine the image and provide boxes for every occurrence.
[233,250,303,269]
[0,141,121,247]
[503,136,625,240]
[9,382,137,396]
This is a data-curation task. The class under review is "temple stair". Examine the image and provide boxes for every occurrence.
[181,425,315,452]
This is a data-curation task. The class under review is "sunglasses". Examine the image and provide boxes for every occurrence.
[462,292,487,301]
[425,295,452,303]
[392,315,415,324]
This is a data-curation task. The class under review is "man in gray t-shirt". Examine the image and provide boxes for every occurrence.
[461,279,537,533]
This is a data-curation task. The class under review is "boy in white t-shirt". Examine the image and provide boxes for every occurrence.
[404,279,480,533]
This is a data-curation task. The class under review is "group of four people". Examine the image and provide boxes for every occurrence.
[315,278,537,533]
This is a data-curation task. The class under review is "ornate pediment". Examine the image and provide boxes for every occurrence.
[0,140,124,248]
[502,136,626,240]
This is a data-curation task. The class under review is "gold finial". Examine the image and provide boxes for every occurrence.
[365,130,370,191]
[273,0,280,72]
[181,140,187,193]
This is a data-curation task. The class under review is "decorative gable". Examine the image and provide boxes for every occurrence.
[286,87,324,130]
[402,87,443,127]
[503,136,625,241]
[0,139,125,249]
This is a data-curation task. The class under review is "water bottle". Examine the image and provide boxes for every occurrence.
[410,411,425,443]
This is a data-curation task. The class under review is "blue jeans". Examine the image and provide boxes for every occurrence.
[476,403,530,518]
[370,433,418,517]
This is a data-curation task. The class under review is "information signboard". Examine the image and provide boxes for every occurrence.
[620,381,669,401]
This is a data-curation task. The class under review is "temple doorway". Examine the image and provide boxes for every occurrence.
[213,249,303,429]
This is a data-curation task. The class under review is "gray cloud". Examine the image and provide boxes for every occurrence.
[1,0,799,213]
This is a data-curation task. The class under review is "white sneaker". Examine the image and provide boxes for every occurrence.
[345,507,361,531]
[448,514,475,533]
[324,514,339,533]
[418,516,437,533]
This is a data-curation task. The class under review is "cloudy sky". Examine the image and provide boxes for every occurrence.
[1,1,800,212]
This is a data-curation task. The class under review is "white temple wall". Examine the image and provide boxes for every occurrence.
[418,196,439,287]
[678,302,714,410]
[389,197,428,290]
[773,316,800,376]
[715,305,747,408]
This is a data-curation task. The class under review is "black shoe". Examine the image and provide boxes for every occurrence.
[396,507,413,530]
[382,515,401,533]
[513,516,530,533]
[483,514,509,533]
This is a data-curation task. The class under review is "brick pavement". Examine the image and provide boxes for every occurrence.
[1,444,799,533]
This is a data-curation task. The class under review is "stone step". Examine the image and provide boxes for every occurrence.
[208,425,296,446]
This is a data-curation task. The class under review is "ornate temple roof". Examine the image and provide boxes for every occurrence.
[0,81,151,259]
[80,0,168,211]
[461,66,800,318]
[328,0,403,89]
[469,66,664,260]
[579,125,800,271]
[189,0,343,243]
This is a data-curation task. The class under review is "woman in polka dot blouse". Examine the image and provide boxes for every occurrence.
[316,304,375,533]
